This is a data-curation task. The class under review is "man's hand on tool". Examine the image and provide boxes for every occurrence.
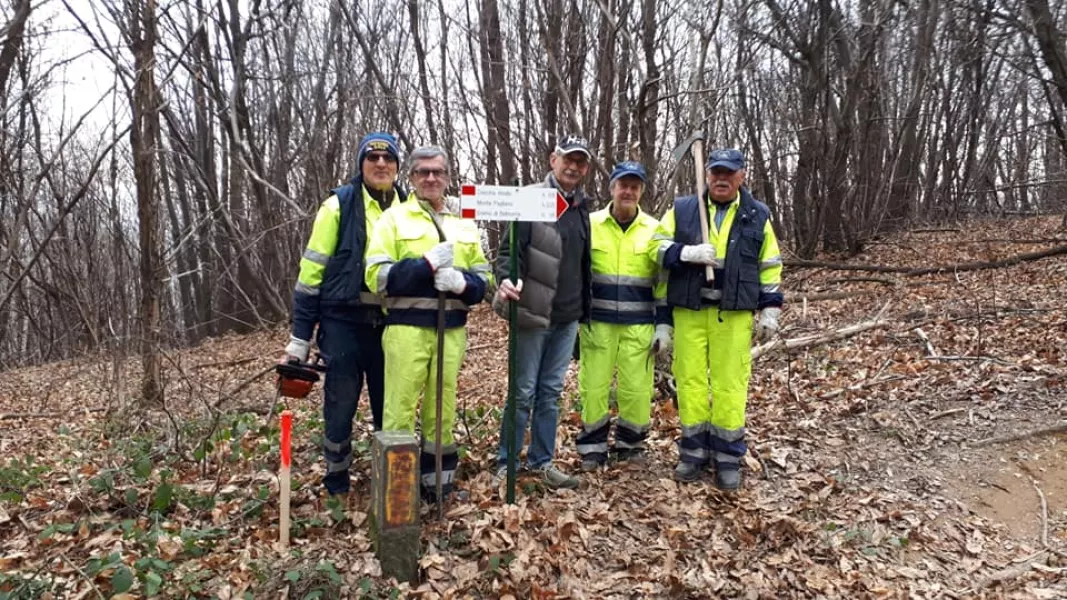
[284,336,310,362]
[680,243,717,265]
[651,324,673,357]
[424,241,455,271]
[755,307,781,343]
[496,278,523,302]
[434,267,467,294]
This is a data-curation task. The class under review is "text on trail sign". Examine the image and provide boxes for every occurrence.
[459,185,568,222]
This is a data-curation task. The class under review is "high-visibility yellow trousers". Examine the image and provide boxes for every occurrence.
[672,307,752,469]
[381,324,466,495]
[576,321,654,462]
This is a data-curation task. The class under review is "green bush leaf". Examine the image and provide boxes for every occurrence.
[111,565,134,593]
[144,570,163,596]
[151,482,174,514]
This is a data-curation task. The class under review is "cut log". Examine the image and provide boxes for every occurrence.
[784,244,1067,275]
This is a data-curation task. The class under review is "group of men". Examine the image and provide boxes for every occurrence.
[284,131,784,503]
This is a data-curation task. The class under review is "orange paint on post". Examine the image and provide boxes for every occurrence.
[280,410,292,468]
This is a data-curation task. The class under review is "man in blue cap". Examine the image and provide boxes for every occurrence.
[648,148,784,491]
[283,132,404,497]
[575,161,671,471]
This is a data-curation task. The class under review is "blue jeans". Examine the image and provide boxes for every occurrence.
[497,320,579,469]
[317,318,385,494]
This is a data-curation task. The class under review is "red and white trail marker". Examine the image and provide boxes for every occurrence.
[278,410,293,551]
[459,184,568,222]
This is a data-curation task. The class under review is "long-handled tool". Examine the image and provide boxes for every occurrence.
[671,131,714,283]
[425,211,449,520]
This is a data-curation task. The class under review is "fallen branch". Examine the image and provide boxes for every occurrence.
[753,318,891,360]
[785,289,879,303]
[915,328,937,357]
[975,550,1050,590]
[818,375,907,400]
[1033,480,1049,549]
[0,407,106,421]
[973,422,1067,447]
[922,355,1014,366]
[930,407,968,420]
[784,244,1067,275]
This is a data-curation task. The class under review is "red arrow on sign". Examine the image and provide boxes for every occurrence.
[556,192,569,219]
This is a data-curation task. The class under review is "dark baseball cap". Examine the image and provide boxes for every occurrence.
[555,134,591,158]
[609,161,647,183]
[706,148,746,171]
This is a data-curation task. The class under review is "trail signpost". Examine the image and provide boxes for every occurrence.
[460,184,568,504]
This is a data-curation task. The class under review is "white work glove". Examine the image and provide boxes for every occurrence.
[423,241,454,271]
[284,336,310,362]
[434,267,467,294]
[496,278,523,302]
[679,243,717,265]
[651,324,673,357]
[755,307,781,343]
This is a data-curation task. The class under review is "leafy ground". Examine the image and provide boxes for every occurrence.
[1,216,1066,599]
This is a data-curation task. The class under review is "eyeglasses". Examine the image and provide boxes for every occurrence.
[560,154,589,167]
[413,168,448,179]
[365,152,397,164]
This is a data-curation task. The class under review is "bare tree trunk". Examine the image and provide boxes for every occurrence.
[130,0,164,406]
[0,0,31,102]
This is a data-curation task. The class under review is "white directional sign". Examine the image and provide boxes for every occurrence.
[459,185,568,222]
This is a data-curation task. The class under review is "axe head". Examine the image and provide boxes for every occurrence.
[671,131,706,164]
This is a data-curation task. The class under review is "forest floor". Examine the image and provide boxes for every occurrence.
[1,216,1066,599]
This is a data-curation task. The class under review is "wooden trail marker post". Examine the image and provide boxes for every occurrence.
[370,431,420,583]
[459,184,569,504]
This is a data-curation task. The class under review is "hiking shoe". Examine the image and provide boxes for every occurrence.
[491,465,508,487]
[614,448,649,464]
[580,458,604,472]
[673,461,703,482]
[715,468,742,491]
[533,463,580,489]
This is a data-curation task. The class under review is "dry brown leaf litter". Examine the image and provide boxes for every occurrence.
[0,216,1065,598]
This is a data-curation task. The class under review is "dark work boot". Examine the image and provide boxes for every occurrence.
[715,467,742,491]
[673,461,703,482]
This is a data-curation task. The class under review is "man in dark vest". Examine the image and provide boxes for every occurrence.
[491,134,594,490]
[283,132,403,497]
[648,148,784,491]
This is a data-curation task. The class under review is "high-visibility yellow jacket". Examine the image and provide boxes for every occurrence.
[291,180,398,340]
[364,195,491,328]
[589,204,667,325]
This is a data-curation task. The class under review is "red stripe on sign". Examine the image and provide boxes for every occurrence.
[280,410,292,468]
[461,184,476,196]
[461,208,476,219]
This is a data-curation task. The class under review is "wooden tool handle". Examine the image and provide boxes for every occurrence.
[691,140,714,282]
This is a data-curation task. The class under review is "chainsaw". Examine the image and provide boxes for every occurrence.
[275,356,327,399]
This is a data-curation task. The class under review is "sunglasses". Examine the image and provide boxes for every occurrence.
[365,152,397,164]
[413,168,448,179]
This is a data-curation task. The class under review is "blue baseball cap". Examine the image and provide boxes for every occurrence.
[706,148,746,171]
[609,161,647,183]
[356,132,400,172]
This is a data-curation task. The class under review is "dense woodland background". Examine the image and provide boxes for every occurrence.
[2,0,1067,398]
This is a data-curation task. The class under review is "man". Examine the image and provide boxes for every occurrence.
[492,134,593,490]
[364,146,491,503]
[649,148,783,491]
[285,132,404,497]
[575,161,671,471]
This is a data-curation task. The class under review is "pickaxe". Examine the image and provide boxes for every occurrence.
[671,131,714,283]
